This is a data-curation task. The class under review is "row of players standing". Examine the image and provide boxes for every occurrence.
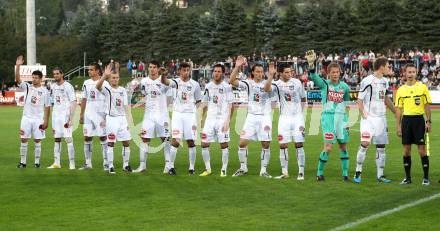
[14,51,432,183]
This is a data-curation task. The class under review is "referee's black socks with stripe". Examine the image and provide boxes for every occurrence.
[403,156,411,179]
[421,155,429,180]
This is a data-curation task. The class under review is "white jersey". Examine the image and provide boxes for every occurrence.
[101,85,129,117]
[169,77,202,113]
[202,81,233,121]
[50,81,76,115]
[358,75,389,117]
[19,82,50,120]
[238,79,274,115]
[82,79,109,114]
[273,78,306,116]
[140,77,169,114]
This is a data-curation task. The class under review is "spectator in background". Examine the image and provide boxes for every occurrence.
[138,60,144,77]
[132,61,137,78]
[127,59,133,77]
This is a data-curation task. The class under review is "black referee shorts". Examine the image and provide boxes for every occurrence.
[402,115,426,145]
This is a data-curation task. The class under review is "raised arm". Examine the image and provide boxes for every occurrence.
[15,55,24,84]
[264,62,276,92]
[96,64,111,91]
[160,67,170,86]
[229,56,247,87]
[305,50,325,89]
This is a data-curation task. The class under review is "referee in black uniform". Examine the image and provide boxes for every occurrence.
[395,63,432,185]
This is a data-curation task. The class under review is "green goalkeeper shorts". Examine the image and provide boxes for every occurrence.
[321,113,349,144]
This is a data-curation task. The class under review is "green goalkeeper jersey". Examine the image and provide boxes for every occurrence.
[309,71,350,114]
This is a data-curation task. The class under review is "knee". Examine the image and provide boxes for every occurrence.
[261,141,270,149]
[21,139,28,143]
[220,143,229,149]
[84,137,92,142]
[171,139,180,148]
[295,142,303,149]
[201,143,210,148]
[99,136,107,142]
[280,143,288,149]
[360,141,370,148]
[187,140,195,148]
[34,139,41,143]
[65,137,73,143]
[376,144,385,149]
[323,144,332,152]
[122,141,130,147]
[108,142,115,147]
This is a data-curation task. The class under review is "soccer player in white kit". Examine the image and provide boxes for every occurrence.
[268,63,307,180]
[161,62,202,175]
[47,68,77,170]
[96,63,132,174]
[15,55,50,168]
[79,63,109,170]
[229,56,275,178]
[354,57,396,183]
[200,63,234,177]
[133,60,172,173]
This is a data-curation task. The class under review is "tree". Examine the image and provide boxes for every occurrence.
[254,0,280,56]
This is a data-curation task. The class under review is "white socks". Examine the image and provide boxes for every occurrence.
[54,142,61,165]
[376,148,386,178]
[260,148,271,173]
[169,146,178,169]
[201,147,211,171]
[67,142,75,166]
[356,145,368,172]
[221,148,229,171]
[164,140,171,170]
[238,148,248,171]
[296,147,305,175]
[280,148,289,175]
[140,142,148,169]
[20,142,28,164]
[122,146,130,168]
[107,146,114,168]
[189,147,196,170]
[101,141,108,167]
[34,143,41,165]
[84,141,92,167]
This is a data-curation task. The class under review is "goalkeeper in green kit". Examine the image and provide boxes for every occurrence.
[305,50,351,181]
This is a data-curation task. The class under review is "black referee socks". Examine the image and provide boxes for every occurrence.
[403,156,411,179]
[421,155,429,179]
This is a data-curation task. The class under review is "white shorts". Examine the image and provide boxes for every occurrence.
[360,116,388,144]
[277,114,305,144]
[141,113,170,138]
[52,112,72,138]
[202,117,230,143]
[83,112,106,137]
[240,114,272,141]
[106,115,131,142]
[171,112,197,141]
[20,116,46,139]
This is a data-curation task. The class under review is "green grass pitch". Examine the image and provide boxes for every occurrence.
[1,106,439,231]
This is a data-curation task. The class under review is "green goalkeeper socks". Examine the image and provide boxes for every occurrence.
[340,150,349,177]
[317,151,328,176]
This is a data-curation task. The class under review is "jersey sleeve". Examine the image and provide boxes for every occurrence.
[44,89,51,107]
[238,80,249,92]
[202,87,209,103]
[81,82,87,99]
[308,72,325,89]
[394,88,404,108]
[169,79,178,89]
[123,89,129,106]
[343,84,350,102]
[18,82,30,90]
[67,84,76,103]
[298,81,306,99]
[357,79,369,100]
[194,82,202,101]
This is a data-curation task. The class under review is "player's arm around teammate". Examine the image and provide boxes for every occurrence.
[395,63,432,185]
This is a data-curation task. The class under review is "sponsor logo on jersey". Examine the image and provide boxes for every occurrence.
[277,134,283,141]
[328,90,344,103]
[219,88,223,93]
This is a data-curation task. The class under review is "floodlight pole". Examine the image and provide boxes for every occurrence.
[26,0,37,65]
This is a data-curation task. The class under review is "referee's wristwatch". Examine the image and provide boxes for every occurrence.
[426,120,431,124]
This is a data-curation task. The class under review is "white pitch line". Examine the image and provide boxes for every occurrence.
[329,191,440,231]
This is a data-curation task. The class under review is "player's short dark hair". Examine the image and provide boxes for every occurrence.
[89,62,102,75]
[149,60,160,68]
[251,63,264,72]
[403,63,417,72]
[213,63,225,73]
[32,70,43,78]
[178,62,191,70]
[52,67,64,74]
[373,57,388,71]
[278,63,290,73]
